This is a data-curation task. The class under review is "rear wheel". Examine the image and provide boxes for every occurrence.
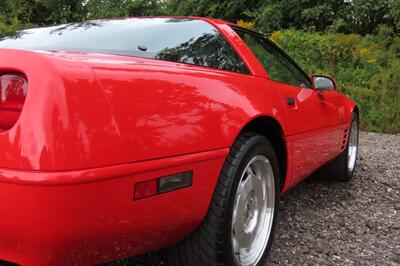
[317,113,359,181]
[163,133,280,266]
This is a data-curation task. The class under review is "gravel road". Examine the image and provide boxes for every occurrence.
[269,131,399,265]
[111,132,400,266]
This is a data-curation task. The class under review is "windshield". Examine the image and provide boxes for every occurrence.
[0,18,249,74]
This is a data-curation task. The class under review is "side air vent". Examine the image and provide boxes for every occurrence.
[341,128,348,150]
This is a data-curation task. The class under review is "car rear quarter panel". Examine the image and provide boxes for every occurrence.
[88,57,288,165]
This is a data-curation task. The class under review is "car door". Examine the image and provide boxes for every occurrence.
[234,28,344,185]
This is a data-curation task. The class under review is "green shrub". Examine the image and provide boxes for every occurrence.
[271,30,400,133]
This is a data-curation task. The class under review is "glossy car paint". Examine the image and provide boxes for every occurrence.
[0,17,357,265]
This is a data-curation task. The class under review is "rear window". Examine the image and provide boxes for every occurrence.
[0,18,249,74]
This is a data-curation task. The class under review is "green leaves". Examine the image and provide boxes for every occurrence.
[254,4,282,34]
[0,0,398,35]
[83,0,168,19]
[389,0,400,32]
[272,29,400,133]
[85,0,128,19]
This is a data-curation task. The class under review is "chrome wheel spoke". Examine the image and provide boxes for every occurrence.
[246,165,256,177]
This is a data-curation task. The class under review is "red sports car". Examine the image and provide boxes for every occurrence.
[0,17,359,266]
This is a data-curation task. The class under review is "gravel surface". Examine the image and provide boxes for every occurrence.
[110,132,400,266]
[269,131,399,266]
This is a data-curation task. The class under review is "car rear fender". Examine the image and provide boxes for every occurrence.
[0,49,116,171]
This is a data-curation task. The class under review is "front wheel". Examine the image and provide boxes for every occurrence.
[316,112,360,181]
[163,133,280,266]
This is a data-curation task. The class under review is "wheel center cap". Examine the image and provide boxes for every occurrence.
[243,192,258,234]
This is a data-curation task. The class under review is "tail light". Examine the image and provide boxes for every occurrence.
[0,73,28,130]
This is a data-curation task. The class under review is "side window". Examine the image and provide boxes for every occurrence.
[235,29,312,88]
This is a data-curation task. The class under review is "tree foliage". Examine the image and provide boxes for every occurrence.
[0,0,399,35]
[271,29,400,133]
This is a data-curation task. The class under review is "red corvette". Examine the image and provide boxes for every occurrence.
[0,17,359,266]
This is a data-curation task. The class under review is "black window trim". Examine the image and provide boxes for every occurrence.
[230,25,313,88]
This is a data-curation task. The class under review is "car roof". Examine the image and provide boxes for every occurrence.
[98,16,235,27]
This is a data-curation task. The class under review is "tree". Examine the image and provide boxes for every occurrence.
[350,0,392,35]
[166,0,261,22]
[389,0,400,33]
[0,0,399,36]
[19,0,86,25]
[84,0,167,19]
[253,4,282,34]
[127,0,166,16]
[85,0,128,19]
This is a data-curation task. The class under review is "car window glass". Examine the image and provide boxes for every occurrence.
[0,18,249,74]
[234,29,312,88]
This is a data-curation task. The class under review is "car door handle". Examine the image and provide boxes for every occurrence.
[286,97,295,106]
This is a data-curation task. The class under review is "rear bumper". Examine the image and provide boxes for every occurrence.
[0,149,228,266]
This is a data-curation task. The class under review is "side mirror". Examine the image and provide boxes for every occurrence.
[311,74,337,91]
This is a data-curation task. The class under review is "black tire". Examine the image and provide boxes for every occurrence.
[162,133,280,266]
[316,112,359,182]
